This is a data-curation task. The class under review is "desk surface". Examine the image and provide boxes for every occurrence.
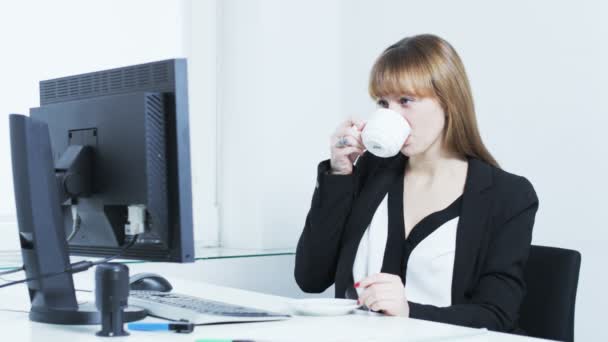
[0,273,553,342]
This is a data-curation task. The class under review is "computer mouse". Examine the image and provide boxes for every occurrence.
[129,272,173,292]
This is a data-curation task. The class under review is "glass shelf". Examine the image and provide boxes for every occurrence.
[0,242,295,270]
[195,246,295,260]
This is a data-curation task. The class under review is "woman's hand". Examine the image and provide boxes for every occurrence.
[356,273,410,317]
[329,119,366,175]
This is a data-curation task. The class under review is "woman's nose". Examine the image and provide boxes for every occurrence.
[388,102,400,112]
[388,102,407,117]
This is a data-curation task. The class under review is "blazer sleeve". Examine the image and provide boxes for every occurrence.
[408,176,539,332]
[294,154,371,293]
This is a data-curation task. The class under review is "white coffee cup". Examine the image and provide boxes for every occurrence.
[361,108,411,158]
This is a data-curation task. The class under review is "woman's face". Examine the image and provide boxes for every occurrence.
[376,94,446,157]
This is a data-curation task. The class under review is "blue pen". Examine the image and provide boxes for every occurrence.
[128,322,195,333]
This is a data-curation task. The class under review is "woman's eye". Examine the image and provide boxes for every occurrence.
[377,99,388,108]
[399,97,412,105]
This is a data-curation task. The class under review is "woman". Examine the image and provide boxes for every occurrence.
[295,34,539,333]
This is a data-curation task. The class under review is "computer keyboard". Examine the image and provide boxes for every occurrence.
[129,290,291,324]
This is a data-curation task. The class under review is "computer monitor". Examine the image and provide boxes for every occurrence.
[32,59,194,262]
[9,59,194,324]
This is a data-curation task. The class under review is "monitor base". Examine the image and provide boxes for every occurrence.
[29,303,147,325]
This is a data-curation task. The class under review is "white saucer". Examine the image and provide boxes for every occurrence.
[288,298,361,316]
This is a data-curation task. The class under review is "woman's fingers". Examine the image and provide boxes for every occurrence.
[358,283,402,306]
[336,146,363,158]
[368,300,400,314]
[356,273,402,289]
[351,118,366,131]
[333,129,363,146]
[334,121,365,145]
[329,119,366,175]
[331,135,364,149]
[356,273,405,312]
[356,279,409,316]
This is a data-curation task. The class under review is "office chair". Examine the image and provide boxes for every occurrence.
[519,245,581,342]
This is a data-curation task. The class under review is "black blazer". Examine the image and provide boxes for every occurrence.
[295,152,539,333]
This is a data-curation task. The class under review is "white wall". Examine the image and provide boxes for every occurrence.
[0,0,221,248]
[216,0,607,340]
[185,0,221,246]
[217,0,344,249]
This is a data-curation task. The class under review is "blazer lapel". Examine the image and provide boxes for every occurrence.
[349,154,407,240]
[338,154,406,284]
[452,157,493,303]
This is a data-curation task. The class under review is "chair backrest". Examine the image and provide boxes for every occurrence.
[519,245,581,342]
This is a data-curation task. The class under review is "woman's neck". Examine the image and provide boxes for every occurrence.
[405,143,466,183]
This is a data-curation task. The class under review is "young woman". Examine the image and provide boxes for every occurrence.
[295,34,539,333]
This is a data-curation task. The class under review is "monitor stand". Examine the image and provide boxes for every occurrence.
[9,114,146,325]
[29,303,146,325]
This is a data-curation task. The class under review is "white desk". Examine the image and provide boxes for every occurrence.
[0,273,553,342]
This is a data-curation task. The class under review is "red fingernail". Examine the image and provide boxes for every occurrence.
[354,282,360,288]
[357,300,360,305]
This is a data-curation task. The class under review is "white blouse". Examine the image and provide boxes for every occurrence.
[405,216,458,307]
[352,195,459,307]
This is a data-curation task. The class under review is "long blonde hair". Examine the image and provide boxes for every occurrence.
[369,34,499,168]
